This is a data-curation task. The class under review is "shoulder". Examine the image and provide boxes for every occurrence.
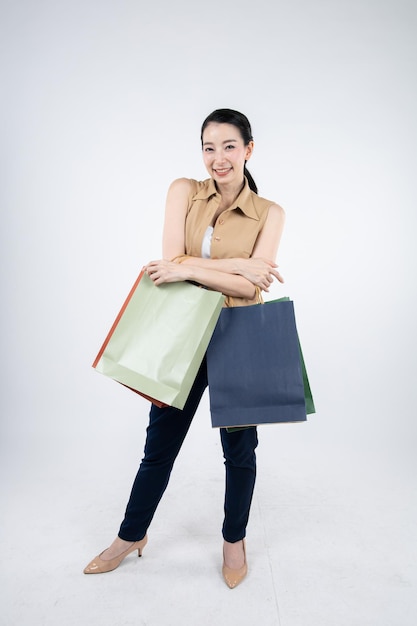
[261,202,286,236]
[254,188,285,214]
[168,178,216,209]
[249,190,285,223]
[165,178,194,207]
[168,177,210,192]
[263,201,286,228]
[167,177,194,194]
[266,202,285,220]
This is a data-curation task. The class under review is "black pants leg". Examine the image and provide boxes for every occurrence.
[118,360,208,541]
[118,359,258,543]
[220,426,258,543]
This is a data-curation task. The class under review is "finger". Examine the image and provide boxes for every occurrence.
[270,269,283,280]
[146,259,162,269]
[273,271,284,283]
[149,268,162,280]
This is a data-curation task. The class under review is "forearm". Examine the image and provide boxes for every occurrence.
[185,264,256,299]
[175,255,242,275]
[172,254,283,291]
[146,259,257,299]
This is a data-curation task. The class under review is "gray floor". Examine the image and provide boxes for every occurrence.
[2,393,416,626]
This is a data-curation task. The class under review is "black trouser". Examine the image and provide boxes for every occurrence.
[118,358,258,543]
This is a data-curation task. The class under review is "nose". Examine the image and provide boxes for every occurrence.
[213,148,227,165]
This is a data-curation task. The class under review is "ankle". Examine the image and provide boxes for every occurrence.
[223,539,245,569]
[101,537,134,561]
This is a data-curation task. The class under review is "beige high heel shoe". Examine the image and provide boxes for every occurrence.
[83,535,148,574]
[222,539,248,589]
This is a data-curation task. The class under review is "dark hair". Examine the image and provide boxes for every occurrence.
[201,108,258,194]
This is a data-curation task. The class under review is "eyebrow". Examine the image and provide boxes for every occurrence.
[202,139,238,146]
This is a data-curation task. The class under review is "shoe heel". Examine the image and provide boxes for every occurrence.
[137,534,148,558]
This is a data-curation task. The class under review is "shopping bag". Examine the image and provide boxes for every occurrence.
[275,297,315,416]
[206,298,314,428]
[93,271,225,409]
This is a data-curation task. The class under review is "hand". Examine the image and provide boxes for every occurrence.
[237,257,284,291]
[144,259,190,285]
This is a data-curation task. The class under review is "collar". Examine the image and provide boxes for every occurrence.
[192,177,260,220]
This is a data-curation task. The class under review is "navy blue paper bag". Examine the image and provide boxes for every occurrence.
[206,300,312,428]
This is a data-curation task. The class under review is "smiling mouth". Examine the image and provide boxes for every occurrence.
[214,167,232,176]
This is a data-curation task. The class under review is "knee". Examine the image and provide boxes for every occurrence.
[221,428,258,468]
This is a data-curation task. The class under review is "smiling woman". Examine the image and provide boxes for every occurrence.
[156,110,285,303]
[84,108,286,589]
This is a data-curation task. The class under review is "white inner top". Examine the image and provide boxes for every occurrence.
[201,225,213,259]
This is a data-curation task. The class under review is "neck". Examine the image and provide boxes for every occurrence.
[214,177,245,205]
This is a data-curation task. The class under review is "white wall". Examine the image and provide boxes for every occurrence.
[1,0,416,479]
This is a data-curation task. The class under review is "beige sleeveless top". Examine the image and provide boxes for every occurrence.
[183,177,274,307]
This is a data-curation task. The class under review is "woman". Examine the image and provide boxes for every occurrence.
[84,109,285,588]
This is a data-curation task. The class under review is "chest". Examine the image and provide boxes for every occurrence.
[185,197,263,259]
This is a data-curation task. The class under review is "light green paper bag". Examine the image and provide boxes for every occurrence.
[93,271,225,409]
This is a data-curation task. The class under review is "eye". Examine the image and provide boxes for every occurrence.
[204,147,214,152]
[225,144,235,150]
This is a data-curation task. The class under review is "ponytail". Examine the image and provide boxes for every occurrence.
[244,164,258,195]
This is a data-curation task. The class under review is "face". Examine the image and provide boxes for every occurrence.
[202,122,254,186]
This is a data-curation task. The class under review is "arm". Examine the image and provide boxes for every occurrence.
[161,202,286,291]
[148,181,285,297]
[161,178,190,261]
[152,178,258,298]
[146,259,259,299]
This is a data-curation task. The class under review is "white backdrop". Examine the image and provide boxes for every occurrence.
[1,0,416,491]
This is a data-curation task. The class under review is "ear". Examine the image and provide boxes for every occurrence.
[245,141,254,161]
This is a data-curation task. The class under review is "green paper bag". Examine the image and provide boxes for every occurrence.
[93,271,225,409]
[274,297,315,416]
